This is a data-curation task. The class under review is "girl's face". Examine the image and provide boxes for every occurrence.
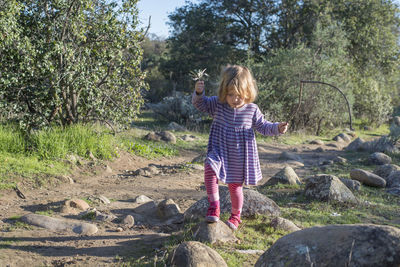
[226,90,245,109]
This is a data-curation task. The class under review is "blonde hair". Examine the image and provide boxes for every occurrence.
[218,65,258,104]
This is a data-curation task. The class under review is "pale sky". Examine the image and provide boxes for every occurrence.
[137,0,400,39]
[137,0,197,39]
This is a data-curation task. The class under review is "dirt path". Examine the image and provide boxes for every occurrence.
[0,140,344,266]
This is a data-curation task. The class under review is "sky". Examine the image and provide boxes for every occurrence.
[137,0,196,39]
[137,0,400,39]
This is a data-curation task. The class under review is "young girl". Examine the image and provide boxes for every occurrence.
[192,65,288,230]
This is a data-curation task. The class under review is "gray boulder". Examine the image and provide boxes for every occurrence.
[262,166,301,186]
[337,133,352,142]
[279,152,302,162]
[169,241,227,267]
[374,164,400,180]
[157,199,181,219]
[350,169,386,188]
[269,217,300,233]
[339,178,361,191]
[143,131,176,143]
[255,224,400,267]
[192,221,238,244]
[21,213,98,235]
[387,187,400,196]
[184,187,280,220]
[345,137,365,152]
[368,152,392,165]
[387,170,400,188]
[304,174,358,204]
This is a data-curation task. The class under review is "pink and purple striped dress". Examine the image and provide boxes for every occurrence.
[192,91,280,185]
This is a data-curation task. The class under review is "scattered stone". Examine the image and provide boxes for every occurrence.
[167,122,187,131]
[314,147,325,152]
[269,217,300,232]
[335,133,352,143]
[345,137,365,152]
[157,199,181,219]
[134,165,160,177]
[94,195,110,204]
[309,140,324,145]
[94,211,117,222]
[368,152,392,165]
[59,175,74,184]
[122,215,135,228]
[185,187,280,220]
[66,154,78,164]
[333,156,347,164]
[350,169,386,188]
[262,166,301,186]
[326,142,343,149]
[339,178,361,191]
[304,174,358,204]
[21,213,98,235]
[279,151,302,162]
[387,170,400,188]
[255,224,400,267]
[374,164,400,180]
[332,135,345,143]
[187,163,204,171]
[116,227,123,232]
[346,131,357,137]
[143,132,161,142]
[61,199,90,214]
[143,131,176,143]
[105,165,113,174]
[192,221,238,244]
[169,241,228,267]
[181,134,198,141]
[134,195,153,204]
[134,201,157,216]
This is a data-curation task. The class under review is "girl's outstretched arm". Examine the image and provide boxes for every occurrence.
[253,106,280,136]
[192,81,217,117]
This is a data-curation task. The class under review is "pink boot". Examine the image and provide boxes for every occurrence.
[206,201,220,222]
[227,213,241,230]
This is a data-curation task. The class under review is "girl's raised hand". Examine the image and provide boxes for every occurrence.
[278,122,289,134]
[195,80,205,94]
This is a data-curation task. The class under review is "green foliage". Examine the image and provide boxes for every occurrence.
[122,140,177,158]
[253,22,354,131]
[0,0,146,130]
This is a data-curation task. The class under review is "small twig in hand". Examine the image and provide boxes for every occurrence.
[189,69,209,81]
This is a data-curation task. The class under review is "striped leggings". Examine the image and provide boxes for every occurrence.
[204,164,243,215]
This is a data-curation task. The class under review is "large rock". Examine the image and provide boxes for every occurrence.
[184,187,280,220]
[269,217,300,233]
[386,170,400,188]
[345,137,365,152]
[157,199,181,219]
[192,221,238,244]
[143,131,176,143]
[169,241,227,267]
[21,213,98,235]
[374,164,400,180]
[368,152,392,165]
[279,152,302,162]
[304,174,358,204]
[262,166,301,186]
[255,224,400,267]
[339,177,361,191]
[350,169,386,188]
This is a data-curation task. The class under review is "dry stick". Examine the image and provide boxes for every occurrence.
[287,81,303,123]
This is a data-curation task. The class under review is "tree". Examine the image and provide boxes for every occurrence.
[163,2,243,92]
[0,0,146,130]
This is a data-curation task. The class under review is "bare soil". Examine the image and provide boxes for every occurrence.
[0,140,344,267]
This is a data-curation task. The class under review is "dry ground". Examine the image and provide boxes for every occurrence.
[0,140,344,267]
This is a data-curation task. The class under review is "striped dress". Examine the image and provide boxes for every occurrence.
[192,91,280,185]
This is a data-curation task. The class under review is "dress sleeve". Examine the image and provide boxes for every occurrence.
[192,91,218,117]
[252,106,280,136]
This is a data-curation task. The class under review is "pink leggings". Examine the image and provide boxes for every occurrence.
[204,164,243,215]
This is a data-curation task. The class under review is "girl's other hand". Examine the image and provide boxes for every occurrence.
[278,122,288,134]
[195,80,205,94]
